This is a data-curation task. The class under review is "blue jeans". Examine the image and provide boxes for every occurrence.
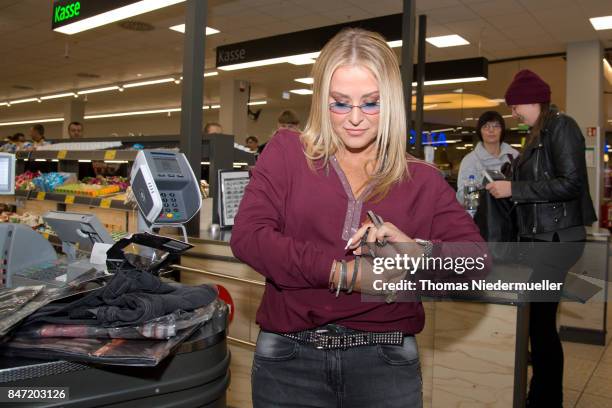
[252,331,422,408]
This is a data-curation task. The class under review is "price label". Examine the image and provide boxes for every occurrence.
[64,195,75,204]
[57,150,67,160]
[104,150,116,160]
[36,192,46,201]
[99,198,112,209]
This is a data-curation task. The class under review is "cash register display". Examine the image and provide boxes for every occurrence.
[0,154,15,195]
[154,157,181,175]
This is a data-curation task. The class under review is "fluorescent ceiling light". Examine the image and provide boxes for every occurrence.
[211,105,221,109]
[411,76,486,86]
[426,34,470,48]
[0,117,63,127]
[85,108,181,119]
[54,0,186,35]
[78,86,119,95]
[295,77,314,85]
[11,97,38,104]
[464,143,473,147]
[0,102,8,107]
[123,77,175,88]
[204,71,218,77]
[247,101,267,106]
[502,114,513,118]
[219,51,320,71]
[78,160,92,163]
[590,16,612,31]
[510,144,522,148]
[40,92,76,100]
[387,40,403,48]
[290,89,313,95]
[456,146,467,150]
[169,24,220,35]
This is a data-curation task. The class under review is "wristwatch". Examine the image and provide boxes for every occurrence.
[414,238,433,257]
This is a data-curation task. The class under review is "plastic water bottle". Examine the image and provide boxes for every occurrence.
[464,175,479,218]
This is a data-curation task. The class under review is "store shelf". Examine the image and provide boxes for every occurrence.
[15,150,138,162]
[15,190,135,211]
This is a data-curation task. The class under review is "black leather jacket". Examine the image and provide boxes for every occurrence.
[511,109,597,236]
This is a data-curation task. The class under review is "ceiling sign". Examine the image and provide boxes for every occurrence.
[52,0,184,34]
[52,0,136,30]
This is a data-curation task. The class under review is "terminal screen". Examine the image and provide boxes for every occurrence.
[0,157,11,193]
[154,157,181,174]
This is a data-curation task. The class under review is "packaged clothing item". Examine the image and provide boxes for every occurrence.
[0,300,228,367]
[0,272,109,338]
[0,325,198,367]
[0,286,44,319]
[14,301,219,340]
[22,269,218,328]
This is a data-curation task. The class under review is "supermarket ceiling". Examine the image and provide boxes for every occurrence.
[1,0,612,124]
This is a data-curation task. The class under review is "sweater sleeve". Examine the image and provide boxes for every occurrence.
[230,134,335,290]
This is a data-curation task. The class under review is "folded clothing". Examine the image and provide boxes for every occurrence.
[22,270,218,328]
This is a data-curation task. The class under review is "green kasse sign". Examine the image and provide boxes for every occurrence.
[54,2,81,24]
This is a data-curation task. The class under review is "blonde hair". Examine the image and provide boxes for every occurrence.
[301,28,408,201]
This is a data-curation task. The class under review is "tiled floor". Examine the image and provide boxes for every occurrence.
[561,334,612,407]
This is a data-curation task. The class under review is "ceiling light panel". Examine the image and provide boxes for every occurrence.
[426,34,470,48]
[290,89,313,95]
[169,24,220,35]
[590,16,612,31]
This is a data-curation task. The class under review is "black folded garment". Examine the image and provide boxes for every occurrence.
[21,270,218,328]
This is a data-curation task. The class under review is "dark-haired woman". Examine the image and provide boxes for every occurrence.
[456,110,518,203]
[486,69,596,408]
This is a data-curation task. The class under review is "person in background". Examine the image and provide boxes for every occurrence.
[486,69,596,408]
[258,110,302,154]
[29,124,49,148]
[456,111,518,203]
[245,136,259,153]
[1,133,26,153]
[230,27,483,407]
[277,109,300,132]
[203,122,223,134]
[68,121,84,138]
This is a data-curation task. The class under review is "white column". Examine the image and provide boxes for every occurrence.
[219,79,249,141]
[566,40,604,224]
[62,97,86,138]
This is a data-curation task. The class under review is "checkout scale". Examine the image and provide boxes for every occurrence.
[0,150,229,408]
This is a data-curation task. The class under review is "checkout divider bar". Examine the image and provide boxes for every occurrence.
[171,264,265,286]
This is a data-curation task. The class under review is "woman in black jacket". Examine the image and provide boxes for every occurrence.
[486,69,596,408]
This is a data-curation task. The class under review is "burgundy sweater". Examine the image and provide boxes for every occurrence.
[230,130,483,334]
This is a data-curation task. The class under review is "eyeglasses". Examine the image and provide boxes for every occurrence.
[329,101,380,115]
[482,123,502,130]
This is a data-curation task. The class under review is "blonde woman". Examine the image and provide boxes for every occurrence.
[231,28,482,407]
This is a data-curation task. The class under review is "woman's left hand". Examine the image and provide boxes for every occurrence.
[486,181,512,199]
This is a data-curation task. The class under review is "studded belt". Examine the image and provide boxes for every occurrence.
[280,324,404,350]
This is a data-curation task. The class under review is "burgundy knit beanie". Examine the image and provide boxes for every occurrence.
[504,69,551,105]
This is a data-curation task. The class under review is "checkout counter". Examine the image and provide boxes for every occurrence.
[0,150,230,407]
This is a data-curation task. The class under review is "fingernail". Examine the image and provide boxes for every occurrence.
[344,238,353,250]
